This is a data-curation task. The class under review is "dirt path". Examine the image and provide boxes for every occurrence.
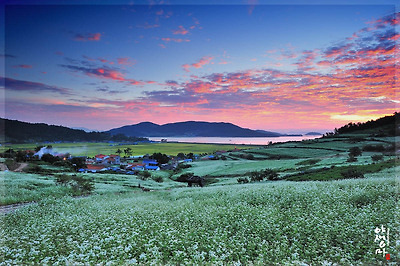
[0,202,36,215]
[13,162,29,172]
[0,163,9,171]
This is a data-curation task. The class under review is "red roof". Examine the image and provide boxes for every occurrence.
[86,164,105,170]
[95,154,106,159]
[109,154,119,158]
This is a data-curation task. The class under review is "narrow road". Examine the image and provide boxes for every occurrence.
[14,163,28,172]
[0,202,36,215]
[0,163,9,171]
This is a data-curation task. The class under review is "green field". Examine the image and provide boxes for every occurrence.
[1,171,398,264]
[1,135,398,264]
[0,142,257,157]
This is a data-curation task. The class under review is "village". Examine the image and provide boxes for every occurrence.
[20,145,243,176]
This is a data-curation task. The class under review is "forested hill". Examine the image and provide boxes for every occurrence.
[334,113,399,136]
[0,118,147,143]
[107,121,283,137]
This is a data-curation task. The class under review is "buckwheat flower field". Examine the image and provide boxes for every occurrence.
[1,176,399,264]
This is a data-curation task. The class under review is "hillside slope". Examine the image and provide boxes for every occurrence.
[0,118,146,143]
[334,113,399,136]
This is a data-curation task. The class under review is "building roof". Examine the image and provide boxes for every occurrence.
[86,164,106,170]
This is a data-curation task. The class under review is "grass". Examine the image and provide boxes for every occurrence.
[1,173,398,264]
[286,159,397,181]
[0,142,257,157]
[0,134,398,264]
[0,172,76,206]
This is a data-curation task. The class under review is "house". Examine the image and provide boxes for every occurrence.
[145,165,160,171]
[95,154,106,163]
[94,154,120,165]
[108,154,121,164]
[83,164,107,173]
[142,159,159,171]
[126,163,145,171]
[160,163,175,170]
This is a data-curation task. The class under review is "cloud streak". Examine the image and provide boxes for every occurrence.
[1,77,72,95]
[73,32,102,41]
[182,56,213,72]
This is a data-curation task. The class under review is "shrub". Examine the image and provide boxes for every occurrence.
[177,173,194,182]
[265,168,279,181]
[362,144,385,152]
[41,153,59,164]
[249,168,279,182]
[55,174,94,194]
[152,176,163,183]
[138,171,151,180]
[296,159,321,166]
[237,177,249,184]
[349,147,362,157]
[371,154,384,162]
[249,171,264,182]
[347,155,358,162]
[340,169,364,179]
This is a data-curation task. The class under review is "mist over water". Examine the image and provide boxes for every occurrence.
[149,135,322,145]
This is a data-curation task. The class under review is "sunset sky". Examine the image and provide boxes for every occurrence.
[1,0,398,133]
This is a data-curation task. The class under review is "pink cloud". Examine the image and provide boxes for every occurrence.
[182,56,214,72]
[74,32,101,42]
[162,38,190,43]
[12,64,32,69]
[173,26,189,35]
[117,57,135,66]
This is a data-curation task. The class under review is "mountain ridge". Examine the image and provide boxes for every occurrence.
[107,121,283,137]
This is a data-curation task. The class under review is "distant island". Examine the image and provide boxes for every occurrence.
[107,121,285,138]
[305,132,322,136]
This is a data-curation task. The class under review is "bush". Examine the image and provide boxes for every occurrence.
[349,147,362,157]
[249,171,264,182]
[371,154,384,162]
[340,169,364,179]
[237,177,249,184]
[41,153,59,164]
[177,173,194,182]
[55,174,94,194]
[362,144,385,152]
[265,168,279,181]
[347,155,358,162]
[137,171,151,180]
[249,168,279,182]
[296,159,321,166]
[152,176,163,183]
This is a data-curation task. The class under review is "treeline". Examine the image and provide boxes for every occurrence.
[0,118,148,143]
[333,113,399,136]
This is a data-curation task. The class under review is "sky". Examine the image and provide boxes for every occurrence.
[0,0,398,133]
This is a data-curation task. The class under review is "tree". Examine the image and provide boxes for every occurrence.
[70,157,86,171]
[41,153,59,164]
[116,148,122,156]
[249,168,279,182]
[349,147,362,157]
[150,152,170,164]
[124,147,132,157]
[177,152,185,159]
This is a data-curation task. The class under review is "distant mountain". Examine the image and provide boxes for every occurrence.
[305,132,322,136]
[107,121,283,137]
[72,127,98,132]
[0,118,147,143]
